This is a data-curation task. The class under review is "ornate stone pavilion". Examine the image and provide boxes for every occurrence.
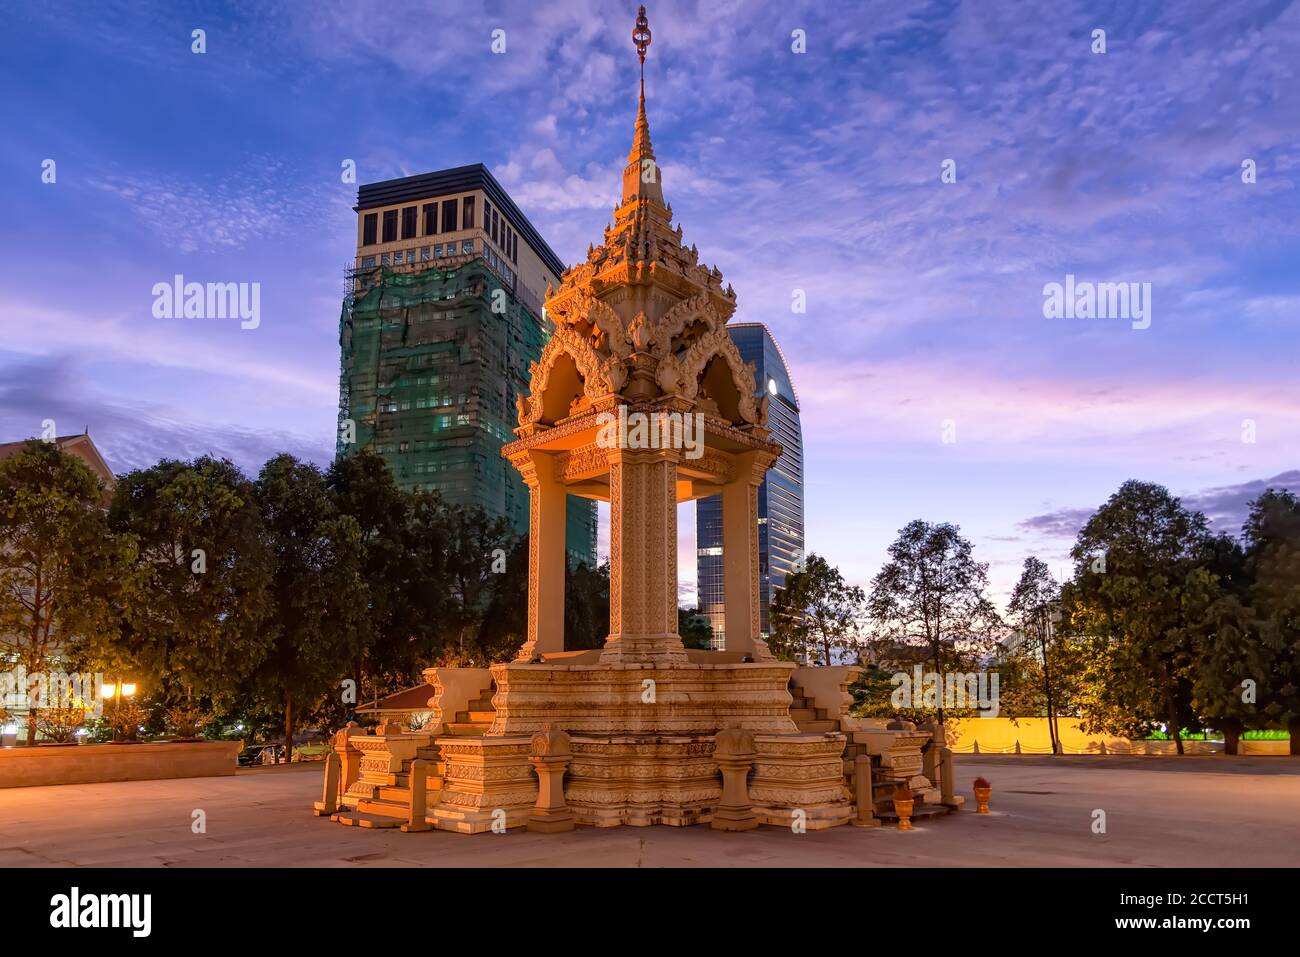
[315,7,958,835]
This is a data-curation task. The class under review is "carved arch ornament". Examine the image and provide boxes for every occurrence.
[517,291,761,429]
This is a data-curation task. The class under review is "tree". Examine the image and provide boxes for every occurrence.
[567,561,611,651]
[251,455,368,762]
[0,441,122,744]
[866,522,1001,723]
[440,505,519,665]
[107,456,273,712]
[1242,489,1300,754]
[327,450,418,701]
[771,553,866,666]
[1062,480,1212,754]
[1007,557,1064,754]
[677,606,713,650]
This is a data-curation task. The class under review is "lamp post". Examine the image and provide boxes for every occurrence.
[101,679,138,742]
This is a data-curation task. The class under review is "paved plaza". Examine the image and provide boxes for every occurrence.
[1,756,1296,867]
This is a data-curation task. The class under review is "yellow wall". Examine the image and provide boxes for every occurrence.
[946,717,1288,756]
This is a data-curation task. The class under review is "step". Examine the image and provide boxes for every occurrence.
[333,810,404,829]
[876,804,951,822]
[790,708,819,722]
[445,722,491,736]
[454,710,495,723]
[348,798,410,820]
[795,719,839,733]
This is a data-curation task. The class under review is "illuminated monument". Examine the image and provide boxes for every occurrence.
[315,7,956,834]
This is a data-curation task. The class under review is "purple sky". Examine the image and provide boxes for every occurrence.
[2,0,1297,605]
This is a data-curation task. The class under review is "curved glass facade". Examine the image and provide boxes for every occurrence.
[695,323,804,649]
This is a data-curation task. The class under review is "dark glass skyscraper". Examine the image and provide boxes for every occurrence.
[695,323,804,649]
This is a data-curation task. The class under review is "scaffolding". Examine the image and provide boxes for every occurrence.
[337,259,597,566]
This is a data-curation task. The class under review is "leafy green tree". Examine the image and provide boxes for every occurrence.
[1179,532,1261,754]
[327,451,424,699]
[677,606,713,650]
[1242,489,1300,753]
[866,522,1001,723]
[770,553,866,665]
[480,536,528,653]
[251,455,369,761]
[1062,480,1212,754]
[0,441,123,744]
[106,456,273,711]
[567,560,611,651]
[440,505,519,665]
[1007,557,1064,753]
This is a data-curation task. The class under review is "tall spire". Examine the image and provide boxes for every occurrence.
[623,6,662,205]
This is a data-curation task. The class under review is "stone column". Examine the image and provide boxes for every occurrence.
[720,451,772,660]
[516,451,566,661]
[401,758,434,832]
[853,754,880,827]
[312,751,341,816]
[335,721,364,797]
[600,447,687,665]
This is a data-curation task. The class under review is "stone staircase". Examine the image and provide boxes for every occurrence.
[788,677,953,824]
[787,683,840,734]
[443,688,496,736]
[332,681,496,828]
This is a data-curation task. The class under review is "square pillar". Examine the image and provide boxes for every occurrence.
[516,450,566,660]
[600,447,687,665]
[721,451,773,660]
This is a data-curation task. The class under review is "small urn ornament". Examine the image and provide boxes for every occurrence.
[892,784,915,831]
[973,776,992,814]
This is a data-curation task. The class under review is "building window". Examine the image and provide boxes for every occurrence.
[491,208,499,244]
[462,195,475,229]
[510,229,517,263]
[401,206,418,239]
[421,246,430,261]
[360,256,375,268]
[381,209,398,243]
[423,203,438,235]
[461,240,473,255]
[380,253,390,265]
[483,200,492,233]
[362,213,378,246]
[441,198,459,233]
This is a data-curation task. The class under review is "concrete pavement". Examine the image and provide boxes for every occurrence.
[1,755,1296,867]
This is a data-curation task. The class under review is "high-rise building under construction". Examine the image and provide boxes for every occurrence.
[338,164,597,567]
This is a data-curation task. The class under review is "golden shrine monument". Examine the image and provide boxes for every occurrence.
[315,7,959,834]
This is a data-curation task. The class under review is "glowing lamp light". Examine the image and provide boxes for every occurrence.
[121,683,137,697]
[101,683,117,699]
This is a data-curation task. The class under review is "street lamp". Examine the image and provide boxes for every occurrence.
[100,678,140,742]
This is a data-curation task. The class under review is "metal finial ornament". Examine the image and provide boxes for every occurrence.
[633,6,652,80]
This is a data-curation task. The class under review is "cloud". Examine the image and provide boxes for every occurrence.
[0,354,329,476]
[1014,471,1300,544]
[1186,470,1300,533]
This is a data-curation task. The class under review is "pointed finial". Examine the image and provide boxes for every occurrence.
[633,6,652,70]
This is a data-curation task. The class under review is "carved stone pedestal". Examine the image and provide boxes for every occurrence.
[528,725,575,833]
[711,726,759,831]
[429,736,536,834]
